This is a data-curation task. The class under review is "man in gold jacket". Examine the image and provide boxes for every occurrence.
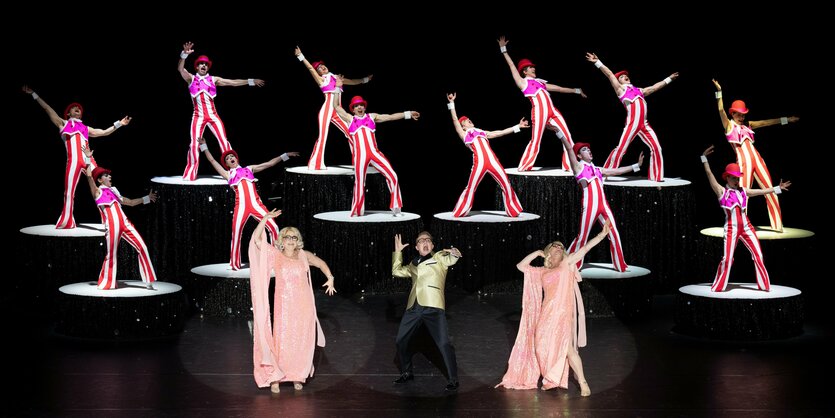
[392,231,462,391]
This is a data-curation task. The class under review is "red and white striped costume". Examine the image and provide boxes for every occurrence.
[95,186,157,290]
[567,161,627,272]
[518,77,575,171]
[347,114,402,216]
[308,73,351,170]
[603,85,664,181]
[726,121,782,231]
[453,128,522,217]
[711,187,770,292]
[228,166,279,270]
[183,74,233,181]
[56,119,90,229]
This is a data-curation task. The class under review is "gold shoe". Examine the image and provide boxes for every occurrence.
[270,382,280,393]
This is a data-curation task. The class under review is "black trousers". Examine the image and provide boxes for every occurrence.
[395,303,458,382]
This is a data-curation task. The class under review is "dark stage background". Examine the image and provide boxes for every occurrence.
[7,14,822,291]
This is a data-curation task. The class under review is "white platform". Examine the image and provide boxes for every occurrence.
[700,226,815,240]
[679,283,801,299]
[506,167,574,177]
[603,176,691,187]
[150,175,228,186]
[20,223,106,237]
[286,165,379,176]
[191,263,273,279]
[314,210,420,222]
[59,281,182,297]
[433,211,540,223]
[580,262,651,279]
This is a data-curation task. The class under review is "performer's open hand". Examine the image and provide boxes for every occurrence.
[779,179,791,191]
[600,220,612,237]
[265,208,282,219]
[585,52,599,63]
[637,152,644,167]
[394,234,408,252]
[712,79,721,91]
[119,116,132,127]
[498,36,509,48]
[447,93,456,102]
[703,145,715,157]
[182,42,194,55]
[148,190,159,203]
[322,278,337,296]
[81,146,93,159]
[519,118,530,129]
[446,247,462,258]
[284,152,301,158]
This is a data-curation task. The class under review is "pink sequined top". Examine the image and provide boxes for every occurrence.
[95,186,122,207]
[463,128,487,145]
[618,84,645,105]
[726,120,755,144]
[349,114,376,135]
[228,166,256,187]
[521,77,548,97]
[61,119,89,141]
[189,74,217,98]
[575,161,603,185]
[719,187,748,210]
[319,73,343,94]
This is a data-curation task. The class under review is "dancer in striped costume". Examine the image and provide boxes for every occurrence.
[557,131,643,271]
[295,46,372,170]
[23,85,132,229]
[712,79,799,232]
[82,152,157,290]
[497,36,586,172]
[585,53,677,182]
[178,42,265,181]
[700,145,790,292]
[446,93,526,217]
[333,96,419,217]
[199,137,299,270]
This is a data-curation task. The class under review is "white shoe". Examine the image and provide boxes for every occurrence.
[146,283,155,290]
[392,207,402,216]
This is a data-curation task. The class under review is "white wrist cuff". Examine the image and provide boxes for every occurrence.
[781,117,788,125]
[31,92,39,100]
[280,153,290,161]
[715,91,722,99]
[248,78,255,86]
[199,144,208,152]
[113,121,122,129]
[142,195,151,205]
[447,103,455,110]
[297,54,305,62]
[404,111,412,120]
[555,130,566,140]
[500,46,507,53]
[773,186,782,195]
[700,155,708,163]
[575,88,582,94]
[594,60,603,69]
[664,77,672,85]
[362,77,370,84]
[632,163,640,172]
[512,125,521,133]
[180,51,188,59]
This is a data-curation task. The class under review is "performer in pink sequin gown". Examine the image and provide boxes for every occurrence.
[496,221,612,396]
[248,210,336,393]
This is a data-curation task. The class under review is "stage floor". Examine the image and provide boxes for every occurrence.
[4,292,833,416]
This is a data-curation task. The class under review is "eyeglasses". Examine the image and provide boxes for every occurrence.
[416,237,433,244]
[282,235,299,241]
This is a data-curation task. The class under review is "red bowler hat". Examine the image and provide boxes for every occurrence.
[64,102,83,119]
[573,142,591,156]
[722,163,743,180]
[517,59,535,74]
[92,166,111,182]
[458,116,470,124]
[614,70,629,80]
[729,100,749,115]
[349,96,367,112]
[221,150,239,169]
[194,55,212,70]
[311,61,325,70]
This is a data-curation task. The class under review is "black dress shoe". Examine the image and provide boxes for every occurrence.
[445,380,459,391]
[393,372,414,384]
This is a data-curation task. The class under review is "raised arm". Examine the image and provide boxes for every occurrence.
[250,152,300,174]
[700,145,725,198]
[374,110,420,123]
[642,72,678,97]
[498,36,526,90]
[294,46,325,86]
[566,220,611,265]
[486,117,530,139]
[22,86,64,128]
[306,251,337,295]
[516,250,544,272]
[198,137,230,179]
[83,165,100,198]
[749,116,800,130]
[121,190,158,207]
[331,90,352,123]
[586,53,622,94]
[392,234,412,278]
[554,126,581,173]
[88,116,132,137]
[447,93,466,140]
[747,179,791,197]
[178,42,194,84]
[600,152,643,176]
[253,209,281,251]
[713,79,730,132]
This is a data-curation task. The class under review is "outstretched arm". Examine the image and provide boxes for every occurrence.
[253,209,281,251]
[447,93,467,140]
[88,116,132,137]
[121,190,158,207]
[600,152,643,176]
[250,152,300,173]
[294,46,325,86]
[306,251,337,295]
[642,72,679,97]
[340,74,373,86]
[486,117,530,139]
[516,250,544,272]
[374,110,420,123]
[545,83,588,98]
[700,145,725,198]
[214,76,265,87]
[713,79,731,132]
[749,116,800,130]
[498,36,526,90]
[198,137,230,179]
[586,53,622,94]
[747,179,791,197]
[178,42,194,84]
[22,86,64,128]
[566,220,611,265]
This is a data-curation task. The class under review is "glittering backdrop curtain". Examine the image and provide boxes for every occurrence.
[55,292,188,340]
[674,293,804,340]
